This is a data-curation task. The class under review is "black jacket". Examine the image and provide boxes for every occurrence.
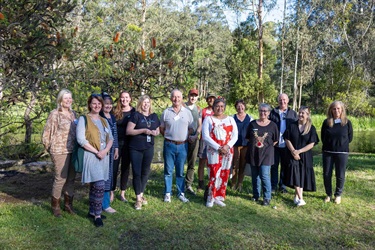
[269,107,298,131]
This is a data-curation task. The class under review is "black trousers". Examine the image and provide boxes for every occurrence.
[112,141,131,191]
[323,152,349,197]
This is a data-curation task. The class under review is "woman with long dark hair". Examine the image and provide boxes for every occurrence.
[112,91,135,202]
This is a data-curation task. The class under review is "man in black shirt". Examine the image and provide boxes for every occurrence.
[269,93,298,193]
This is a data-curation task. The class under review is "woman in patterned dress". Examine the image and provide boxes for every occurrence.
[202,98,238,207]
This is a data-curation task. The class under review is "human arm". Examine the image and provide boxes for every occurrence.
[202,118,221,150]
[219,117,239,155]
[42,111,58,152]
[113,119,119,160]
[188,116,202,143]
[159,111,165,137]
[348,120,353,143]
[126,121,151,136]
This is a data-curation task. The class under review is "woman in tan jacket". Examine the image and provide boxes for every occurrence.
[42,89,77,217]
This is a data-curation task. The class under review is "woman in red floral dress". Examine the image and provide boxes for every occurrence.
[202,98,238,207]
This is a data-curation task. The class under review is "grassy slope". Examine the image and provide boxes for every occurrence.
[0,154,374,249]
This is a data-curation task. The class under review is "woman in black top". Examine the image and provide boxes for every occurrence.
[246,103,279,206]
[284,106,319,206]
[112,91,135,202]
[127,95,160,210]
[321,101,353,204]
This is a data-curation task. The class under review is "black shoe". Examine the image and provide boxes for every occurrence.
[186,186,196,196]
[94,217,104,227]
[263,199,271,206]
[279,188,288,194]
[251,197,258,202]
[87,213,106,220]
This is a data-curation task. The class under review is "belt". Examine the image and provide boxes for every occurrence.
[165,139,187,145]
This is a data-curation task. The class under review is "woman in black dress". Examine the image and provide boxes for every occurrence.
[283,106,319,206]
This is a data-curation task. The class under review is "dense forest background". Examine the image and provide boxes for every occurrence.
[0,0,374,146]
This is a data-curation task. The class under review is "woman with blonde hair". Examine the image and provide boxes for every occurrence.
[112,91,135,202]
[42,89,77,217]
[126,95,160,210]
[321,101,353,204]
[283,106,319,206]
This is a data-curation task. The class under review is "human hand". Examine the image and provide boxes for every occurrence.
[114,148,119,160]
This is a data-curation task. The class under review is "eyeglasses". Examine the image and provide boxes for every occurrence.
[259,110,269,113]
[91,93,101,97]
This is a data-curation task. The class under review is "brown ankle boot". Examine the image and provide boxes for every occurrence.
[64,194,76,214]
[51,197,61,217]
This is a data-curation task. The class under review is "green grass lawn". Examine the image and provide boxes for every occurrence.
[0,154,374,249]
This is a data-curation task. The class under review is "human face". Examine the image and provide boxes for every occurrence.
[188,94,198,104]
[258,108,270,121]
[120,92,131,108]
[61,93,73,110]
[214,101,225,116]
[331,104,342,119]
[278,94,289,111]
[298,109,309,124]
[102,99,113,114]
[207,96,215,107]
[236,103,245,114]
[141,98,150,113]
[90,97,102,114]
[171,90,182,107]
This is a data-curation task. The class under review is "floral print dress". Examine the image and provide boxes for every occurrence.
[204,116,238,201]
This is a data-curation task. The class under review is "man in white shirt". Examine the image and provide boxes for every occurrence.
[160,89,194,203]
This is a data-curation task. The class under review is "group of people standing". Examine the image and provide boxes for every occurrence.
[42,88,352,227]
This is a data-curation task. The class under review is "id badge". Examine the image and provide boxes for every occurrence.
[147,135,151,142]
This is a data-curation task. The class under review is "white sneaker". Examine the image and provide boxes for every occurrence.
[103,207,117,213]
[214,199,226,207]
[178,193,189,203]
[164,193,171,203]
[294,196,300,205]
[206,199,214,208]
[297,199,306,206]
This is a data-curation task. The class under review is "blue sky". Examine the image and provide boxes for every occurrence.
[224,0,285,30]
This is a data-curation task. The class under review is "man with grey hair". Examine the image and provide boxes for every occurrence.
[160,89,194,203]
[269,93,298,193]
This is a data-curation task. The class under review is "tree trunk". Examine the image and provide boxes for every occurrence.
[258,0,264,103]
[293,0,300,110]
[24,91,37,144]
[280,0,287,94]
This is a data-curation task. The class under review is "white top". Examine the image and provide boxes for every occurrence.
[202,116,238,150]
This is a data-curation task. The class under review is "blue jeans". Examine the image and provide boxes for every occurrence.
[130,147,154,195]
[102,191,110,210]
[251,165,272,200]
[163,141,188,196]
